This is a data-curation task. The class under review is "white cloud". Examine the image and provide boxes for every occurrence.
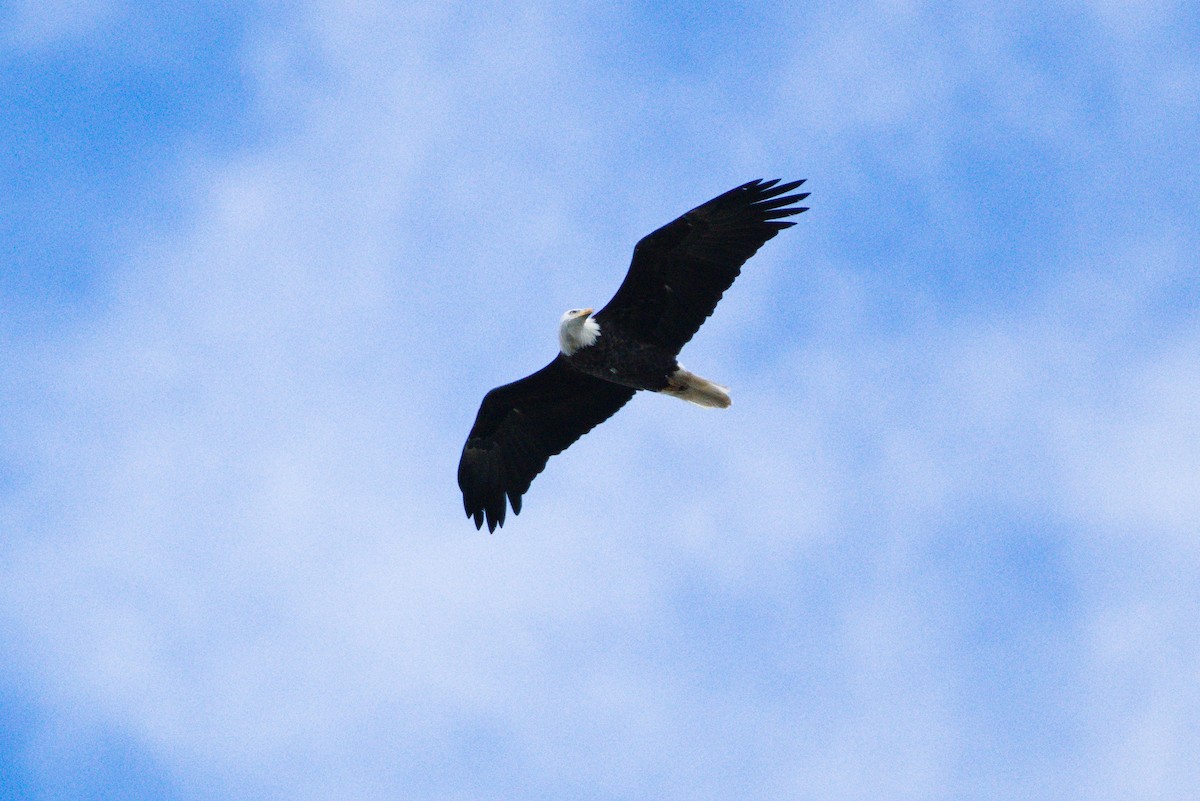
[2,0,117,52]
[1056,334,1200,535]
[3,1,1200,799]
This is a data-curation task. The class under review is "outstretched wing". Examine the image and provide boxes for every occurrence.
[458,355,637,532]
[596,179,809,353]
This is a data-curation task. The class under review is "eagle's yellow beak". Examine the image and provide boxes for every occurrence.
[578,308,593,317]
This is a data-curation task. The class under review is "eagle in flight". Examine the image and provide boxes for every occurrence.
[458,179,809,531]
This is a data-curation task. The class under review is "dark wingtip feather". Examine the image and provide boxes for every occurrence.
[753,178,805,198]
[757,189,809,209]
[484,499,502,532]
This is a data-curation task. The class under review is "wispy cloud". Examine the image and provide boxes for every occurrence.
[2,1,1198,799]
[2,0,118,52]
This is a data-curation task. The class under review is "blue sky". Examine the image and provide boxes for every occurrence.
[2,1,1199,799]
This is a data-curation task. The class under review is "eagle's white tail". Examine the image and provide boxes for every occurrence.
[663,368,731,409]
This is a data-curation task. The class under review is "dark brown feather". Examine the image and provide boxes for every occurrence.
[595,179,809,353]
[458,355,635,532]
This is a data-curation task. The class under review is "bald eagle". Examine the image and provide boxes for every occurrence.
[458,179,809,532]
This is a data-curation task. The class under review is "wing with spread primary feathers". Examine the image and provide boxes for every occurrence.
[596,178,809,353]
[458,355,637,532]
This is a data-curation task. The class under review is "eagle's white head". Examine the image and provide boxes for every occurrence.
[558,308,600,355]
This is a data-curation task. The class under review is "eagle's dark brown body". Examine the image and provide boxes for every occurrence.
[566,332,676,391]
